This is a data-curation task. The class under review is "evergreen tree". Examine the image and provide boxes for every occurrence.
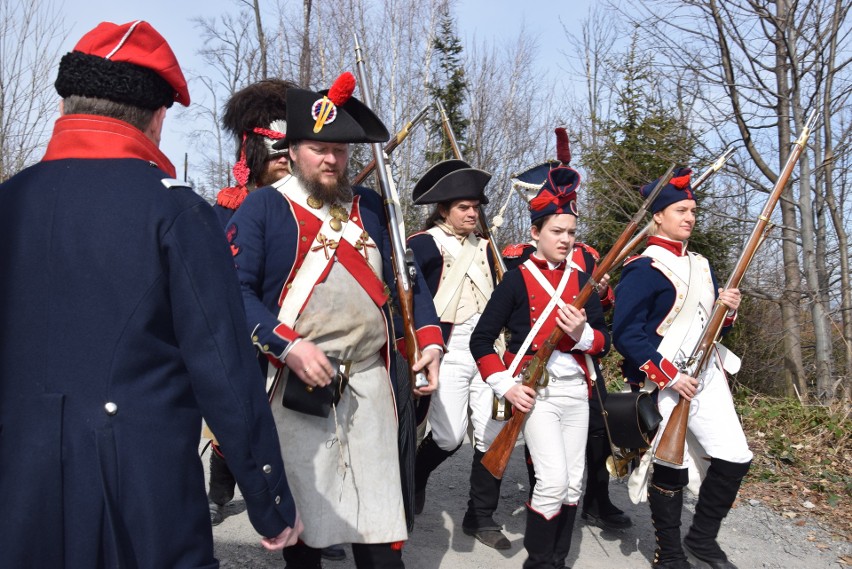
[426,8,469,164]
[580,35,733,276]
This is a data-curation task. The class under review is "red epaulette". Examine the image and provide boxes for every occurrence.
[502,243,531,258]
[574,241,601,261]
[216,186,249,210]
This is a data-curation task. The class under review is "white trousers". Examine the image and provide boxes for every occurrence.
[524,374,589,518]
[654,364,753,470]
[430,315,504,452]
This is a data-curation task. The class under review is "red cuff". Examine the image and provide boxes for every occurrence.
[599,287,614,311]
[589,329,606,355]
[272,323,299,343]
[723,310,737,327]
[639,357,679,389]
[476,352,507,379]
[415,325,444,350]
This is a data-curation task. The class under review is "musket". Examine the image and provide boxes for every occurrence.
[481,164,676,479]
[435,99,507,282]
[352,105,430,186]
[654,111,818,465]
[354,33,428,390]
[610,146,737,269]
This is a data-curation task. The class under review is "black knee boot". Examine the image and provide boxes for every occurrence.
[648,465,692,569]
[462,449,509,549]
[282,542,323,569]
[683,458,751,569]
[581,434,631,529]
[413,432,460,514]
[351,542,404,569]
[207,444,236,525]
[552,504,578,568]
[523,507,560,569]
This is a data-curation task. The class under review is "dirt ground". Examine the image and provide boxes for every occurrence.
[207,440,850,568]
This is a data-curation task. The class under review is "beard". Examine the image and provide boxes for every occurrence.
[291,160,353,204]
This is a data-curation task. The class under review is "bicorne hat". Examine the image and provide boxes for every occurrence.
[412,159,491,205]
[277,72,389,145]
[55,20,189,109]
[640,167,694,213]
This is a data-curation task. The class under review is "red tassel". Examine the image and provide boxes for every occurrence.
[216,186,249,210]
[328,72,356,106]
[390,541,405,551]
[555,127,571,164]
[529,193,556,211]
[670,170,692,189]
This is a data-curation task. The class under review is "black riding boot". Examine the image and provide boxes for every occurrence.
[462,449,510,549]
[648,465,693,569]
[413,432,460,514]
[552,504,578,568]
[207,444,236,525]
[351,542,404,569]
[523,507,560,569]
[581,434,632,529]
[683,458,751,569]
[283,542,323,569]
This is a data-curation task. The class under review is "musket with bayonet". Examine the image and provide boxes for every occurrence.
[610,146,737,269]
[481,164,677,479]
[435,99,507,282]
[354,34,429,391]
[352,105,430,186]
[654,112,818,465]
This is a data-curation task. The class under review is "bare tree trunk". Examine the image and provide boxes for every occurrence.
[299,0,312,85]
[250,0,268,79]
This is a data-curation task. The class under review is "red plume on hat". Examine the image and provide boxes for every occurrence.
[327,72,356,106]
[555,127,571,165]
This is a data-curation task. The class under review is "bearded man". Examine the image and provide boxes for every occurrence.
[226,74,443,569]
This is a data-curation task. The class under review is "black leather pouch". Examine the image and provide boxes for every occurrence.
[281,357,349,418]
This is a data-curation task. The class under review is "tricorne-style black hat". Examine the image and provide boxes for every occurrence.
[276,72,389,146]
[412,159,491,205]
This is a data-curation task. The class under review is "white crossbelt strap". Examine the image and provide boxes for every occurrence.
[426,228,491,319]
[274,175,380,328]
[645,248,708,363]
[506,259,573,376]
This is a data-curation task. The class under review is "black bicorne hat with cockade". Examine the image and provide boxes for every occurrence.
[412,159,491,205]
[276,72,389,146]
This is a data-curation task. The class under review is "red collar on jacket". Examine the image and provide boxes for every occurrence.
[43,114,176,178]
[647,235,688,257]
[528,252,567,271]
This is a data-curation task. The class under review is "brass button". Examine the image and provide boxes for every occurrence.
[262,344,270,351]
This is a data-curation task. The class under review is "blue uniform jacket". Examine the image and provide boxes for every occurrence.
[226,185,443,398]
[613,237,734,389]
[0,142,296,567]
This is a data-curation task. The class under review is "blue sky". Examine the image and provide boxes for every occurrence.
[55,0,593,169]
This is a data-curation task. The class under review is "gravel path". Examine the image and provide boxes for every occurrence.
[209,440,850,568]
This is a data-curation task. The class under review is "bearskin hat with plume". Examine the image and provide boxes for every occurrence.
[222,79,298,187]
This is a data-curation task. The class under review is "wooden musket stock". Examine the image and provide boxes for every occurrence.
[354,34,428,391]
[654,112,818,465]
[435,100,507,282]
[481,165,677,479]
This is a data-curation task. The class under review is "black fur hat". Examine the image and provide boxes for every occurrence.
[223,79,297,186]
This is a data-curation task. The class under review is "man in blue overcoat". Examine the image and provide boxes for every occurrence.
[0,20,301,568]
[227,73,443,568]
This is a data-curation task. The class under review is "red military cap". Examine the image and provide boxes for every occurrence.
[55,20,189,108]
